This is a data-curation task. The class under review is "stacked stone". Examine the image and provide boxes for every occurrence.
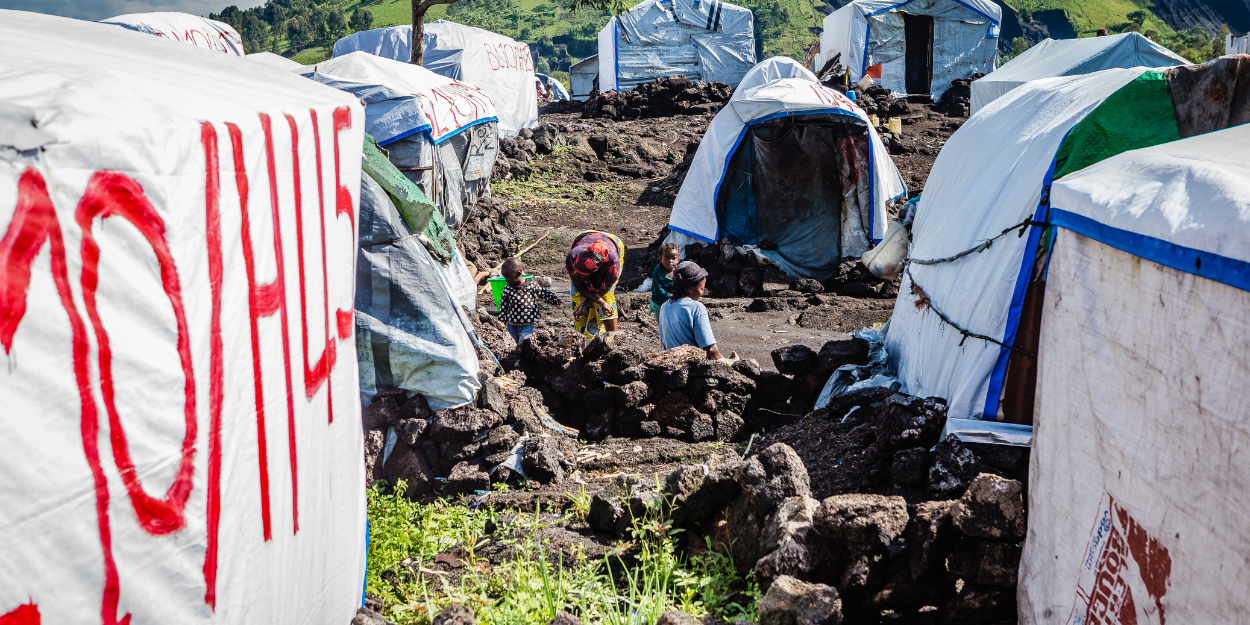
[457,198,523,271]
[581,76,733,121]
[516,331,758,442]
[361,370,580,499]
[670,238,898,301]
[493,121,569,180]
[587,441,1027,624]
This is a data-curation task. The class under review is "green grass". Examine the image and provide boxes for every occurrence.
[366,480,759,625]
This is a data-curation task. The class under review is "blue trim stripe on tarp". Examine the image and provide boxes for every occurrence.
[362,518,370,606]
[376,123,432,147]
[613,18,620,92]
[709,107,867,242]
[669,224,717,243]
[431,115,499,145]
[980,153,1056,421]
[1051,209,1250,293]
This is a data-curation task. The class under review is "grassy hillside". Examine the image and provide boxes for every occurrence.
[252,0,824,68]
[998,0,1229,62]
[1005,0,1175,37]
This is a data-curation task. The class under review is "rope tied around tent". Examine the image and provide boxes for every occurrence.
[905,266,1037,359]
[907,218,1046,266]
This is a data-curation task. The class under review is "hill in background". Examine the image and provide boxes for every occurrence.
[215,0,1242,75]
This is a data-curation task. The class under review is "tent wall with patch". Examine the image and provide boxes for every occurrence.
[819,0,1001,99]
[885,56,1250,442]
[971,32,1187,115]
[665,57,906,281]
[100,11,245,55]
[0,10,366,623]
[1021,121,1250,625]
[333,21,538,139]
[597,0,757,93]
[299,51,500,230]
[356,137,482,410]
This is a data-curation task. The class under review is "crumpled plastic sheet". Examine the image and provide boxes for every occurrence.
[814,325,900,410]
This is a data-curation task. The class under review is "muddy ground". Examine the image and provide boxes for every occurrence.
[480,101,964,370]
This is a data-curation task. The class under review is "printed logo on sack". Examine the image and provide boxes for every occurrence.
[1068,494,1173,625]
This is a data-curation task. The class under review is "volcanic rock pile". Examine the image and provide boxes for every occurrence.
[589,434,1026,623]
[581,76,732,121]
[931,75,983,118]
[510,328,885,442]
[457,198,524,272]
[361,368,583,497]
[849,84,915,119]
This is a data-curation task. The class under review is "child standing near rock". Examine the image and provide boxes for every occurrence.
[650,242,680,317]
[498,257,561,343]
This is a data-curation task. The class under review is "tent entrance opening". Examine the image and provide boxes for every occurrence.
[715,114,868,279]
[902,12,934,95]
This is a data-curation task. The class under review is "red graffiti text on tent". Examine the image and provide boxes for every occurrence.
[0,106,355,621]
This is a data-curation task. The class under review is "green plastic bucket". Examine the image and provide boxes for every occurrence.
[488,275,534,309]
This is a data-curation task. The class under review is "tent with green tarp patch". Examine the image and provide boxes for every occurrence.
[884,55,1250,443]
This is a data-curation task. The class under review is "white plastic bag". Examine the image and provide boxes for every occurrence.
[862,217,908,280]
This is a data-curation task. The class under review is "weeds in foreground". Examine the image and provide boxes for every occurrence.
[565,484,592,520]
[366,482,758,625]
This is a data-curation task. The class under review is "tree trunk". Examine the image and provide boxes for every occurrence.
[410,1,426,65]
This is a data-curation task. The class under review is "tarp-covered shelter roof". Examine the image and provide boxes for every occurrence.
[332,21,538,138]
[246,50,304,71]
[598,0,757,92]
[100,11,245,55]
[0,8,365,621]
[1022,122,1250,624]
[819,0,1001,98]
[887,56,1250,436]
[971,33,1187,114]
[300,51,497,145]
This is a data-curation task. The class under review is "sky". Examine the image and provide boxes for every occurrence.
[0,0,267,21]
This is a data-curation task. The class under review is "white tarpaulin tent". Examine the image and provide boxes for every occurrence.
[100,12,246,55]
[733,55,817,95]
[301,51,498,146]
[571,55,599,100]
[332,21,538,138]
[886,55,1250,440]
[0,10,366,623]
[885,68,1148,427]
[598,0,757,92]
[300,51,500,229]
[971,33,1186,114]
[819,0,1000,98]
[1021,123,1250,624]
[666,63,905,280]
[246,51,304,71]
